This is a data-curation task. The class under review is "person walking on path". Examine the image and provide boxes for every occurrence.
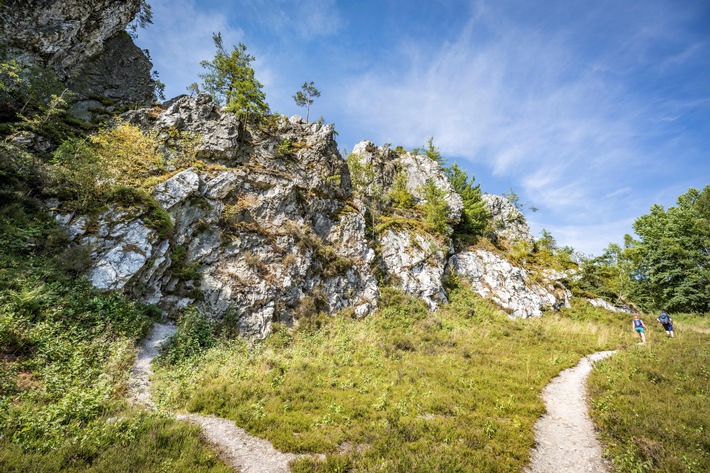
[632,314,648,344]
[657,311,675,338]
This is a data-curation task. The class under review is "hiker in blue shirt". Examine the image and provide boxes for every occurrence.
[657,311,674,338]
[632,314,647,344]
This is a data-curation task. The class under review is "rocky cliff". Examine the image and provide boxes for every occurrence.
[0,0,156,118]
[48,95,575,336]
[9,1,594,336]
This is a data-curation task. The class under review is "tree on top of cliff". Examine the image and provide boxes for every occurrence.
[190,32,269,121]
[293,81,320,122]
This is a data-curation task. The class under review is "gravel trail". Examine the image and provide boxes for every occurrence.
[525,351,615,473]
[128,322,176,408]
[129,322,313,472]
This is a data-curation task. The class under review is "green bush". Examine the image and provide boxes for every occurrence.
[388,171,415,209]
[157,307,215,366]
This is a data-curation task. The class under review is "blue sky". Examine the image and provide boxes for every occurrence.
[135,0,710,256]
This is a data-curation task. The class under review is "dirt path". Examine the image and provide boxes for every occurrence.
[525,351,615,473]
[129,322,312,473]
[128,322,176,408]
[176,413,302,473]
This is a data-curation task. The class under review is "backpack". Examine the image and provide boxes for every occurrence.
[659,313,670,324]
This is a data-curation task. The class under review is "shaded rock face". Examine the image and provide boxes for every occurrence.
[0,0,155,115]
[0,0,143,76]
[67,32,155,120]
[482,194,534,244]
[448,249,571,318]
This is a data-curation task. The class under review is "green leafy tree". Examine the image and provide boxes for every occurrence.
[388,171,415,209]
[193,32,269,121]
[292,81,320,122]
[576,243,633,303]
[627,186,710,312]
[445,163,489,238]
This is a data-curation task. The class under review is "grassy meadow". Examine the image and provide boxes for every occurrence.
[588,316,710,473]
[154,288,633,472]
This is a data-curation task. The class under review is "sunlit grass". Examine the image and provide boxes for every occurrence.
[154,288,629,472]
[588,327,710,473]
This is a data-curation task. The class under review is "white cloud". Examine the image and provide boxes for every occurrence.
[135,0,244,98]
[338,4,660,251]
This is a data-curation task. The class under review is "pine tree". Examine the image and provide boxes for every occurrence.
[292,81,320,122]
[194,33,269,121]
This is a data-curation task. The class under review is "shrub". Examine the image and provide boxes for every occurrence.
[51,120,164,210]
[419,180,450,236]
[388,171,414,209]
[157,306,215,365]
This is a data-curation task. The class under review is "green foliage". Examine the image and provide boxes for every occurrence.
[388,171,415,209]
[0,412,231,472]
[574,243,634,304]
[152,285,627,472]
[274,138,294,158]
[588,329,710,473]
[293,81,321,122]
[112,187,174,239]
[157,307,215,366]
[445,163,489,241]
[169,246,201,283]
[50,120,165,210]
[0,58,85,144]
[625,186,710,313]
[414,137,445,166]
[419,180,450,236]
[127,1,154,38]
[346,152,377,196]
[195,32,269,121]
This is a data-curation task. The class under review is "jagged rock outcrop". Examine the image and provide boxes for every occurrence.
[482,194,534,244]
[587,298,633,313]
[0,0,143,75]
[125,94,244,161]
[55,97,377,337]
[348,140,463,308]
[350,141,463,221]
[448,249,571,318]
[0,0,155,117]
[67,32,156,120]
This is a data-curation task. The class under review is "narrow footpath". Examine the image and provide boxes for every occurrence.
[525,351,615,473]
[129,323,310,473]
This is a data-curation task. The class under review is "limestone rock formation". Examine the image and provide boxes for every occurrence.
[350,141,463,221]
[482,193,534,244]
[448,249,571,318]
[378,230,448,310]
[55,97,378,337]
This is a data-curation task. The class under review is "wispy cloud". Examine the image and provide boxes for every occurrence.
[341,15,640,209]
[235,0,343,39]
